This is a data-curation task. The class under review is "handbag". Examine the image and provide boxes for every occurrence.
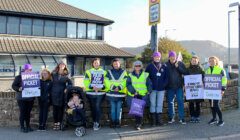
[128,98,146,117]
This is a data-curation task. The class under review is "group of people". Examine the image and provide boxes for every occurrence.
[12,50,227,133]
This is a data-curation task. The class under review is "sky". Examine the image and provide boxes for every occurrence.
[60,0,240,48]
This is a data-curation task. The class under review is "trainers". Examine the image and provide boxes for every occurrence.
[93,122,101,131]
[217,121,224,126]
[168,118,175,124]
[190,117,195,123]
[195,117,200,123]
[135,124,141,130]
[179,119,186,125]
[208,119,218,125]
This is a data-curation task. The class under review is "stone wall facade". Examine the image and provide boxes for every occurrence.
[0,80,238,127]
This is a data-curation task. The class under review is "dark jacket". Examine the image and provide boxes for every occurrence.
[145,62,169,91]
[166,60,188,90]
[51,72,72,106]
[127,70,152,96]
[187,64,205,102]
[39,79,52,102]
[12,75,35,101]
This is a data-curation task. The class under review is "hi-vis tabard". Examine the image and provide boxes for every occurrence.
[128,72,149,97]
[106,70,128,98]
[84,68,106,96]
[205,66,227,87]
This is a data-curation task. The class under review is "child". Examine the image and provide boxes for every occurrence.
[67,93,86,123]
[38,69,52,131]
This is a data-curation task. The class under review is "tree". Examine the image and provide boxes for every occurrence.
[140,37,192,65]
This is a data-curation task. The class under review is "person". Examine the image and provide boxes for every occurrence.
[67,93,86,123]
[145,52,169,126]
[127,60,152,130]
[106,58,128,128]
[51,61,72,130]
[12,64,35,133]
[38,68,52,131]
[187,56,205,123]
[84,58,107,131]
[206,56,227,126]
[166,51,188,124]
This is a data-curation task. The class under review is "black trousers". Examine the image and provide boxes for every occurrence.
[17,100,34,128]
[53,105,64,123]
[209,100,223,121]
[189,101,201,118]
[38,100,49,127]
[72,108,86,123]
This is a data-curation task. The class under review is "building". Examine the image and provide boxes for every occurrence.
[0,0,133,90]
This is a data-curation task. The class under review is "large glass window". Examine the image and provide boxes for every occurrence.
[44,20,55,37]
[0,55,14,77]
[42,56,57,72]
[87,23,96,39]
[12,55,28,75]
[33,19,44,36]
[67,21,77,38]
[7,16,20,34]
[0,16,7,34]
[74,57,84,75]
[56,21,66,38]
[20,18,32,35]
[27,56,45,72]
[96,25,103,40]
[77,23,86,39]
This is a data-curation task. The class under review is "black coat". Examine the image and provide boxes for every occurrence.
[12,75,34,101]
[51,72,72,106]
[39,79,52,102]
[166,60,188,90]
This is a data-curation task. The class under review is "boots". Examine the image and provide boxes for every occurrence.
[150,113,157,126]
[156,113,163,126]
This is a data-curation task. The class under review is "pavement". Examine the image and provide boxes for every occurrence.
[1,109,240,140]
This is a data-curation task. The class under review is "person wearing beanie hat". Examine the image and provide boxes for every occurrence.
[126,60,152,130]
[166,50,188,124]
[12,64,35,133]
[146,52,169,126]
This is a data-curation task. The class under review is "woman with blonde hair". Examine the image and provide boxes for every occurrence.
[38,68,52,131]
[206,56,227,126]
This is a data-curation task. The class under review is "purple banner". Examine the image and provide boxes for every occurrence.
[204,74,222,90]
[21,72,40,88]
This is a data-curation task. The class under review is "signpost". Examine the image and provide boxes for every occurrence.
[149,0,160,52]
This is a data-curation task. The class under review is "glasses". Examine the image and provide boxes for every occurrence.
[135,65,141,67]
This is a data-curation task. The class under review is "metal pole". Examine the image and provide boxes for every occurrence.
[228,11,235,72]
[155,25,158,52]
[238,5,240,109]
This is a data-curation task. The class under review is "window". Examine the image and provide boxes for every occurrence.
[96,25,103,40]
[0,16,7,34]
[33,19,44,36]
[74,57,84,75]
[20,18,32,35]
[87,23,96,39]
[56,21,66,38]
[12,55,28,75]
[0,55,14,77]
[42,56,57,72]
[44,20,55,37]
[77,23,86,39]
[7,16,20,34]
[67,21,77,38]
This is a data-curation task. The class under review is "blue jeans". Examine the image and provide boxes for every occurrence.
[167,88,185,120]
[109,99,123,122]
[150,90,165,113]
[87,94,104,123]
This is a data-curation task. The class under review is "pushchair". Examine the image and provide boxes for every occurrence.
[62,86,86,137]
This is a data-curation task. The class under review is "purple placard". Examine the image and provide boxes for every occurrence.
[204,74,222,90]
[21,72,40,89]
[91,71,104,87]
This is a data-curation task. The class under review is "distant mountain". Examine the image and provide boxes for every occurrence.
[120,40,238,64]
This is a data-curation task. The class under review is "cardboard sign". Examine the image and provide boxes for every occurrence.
[203,74,222,100]
[21,72,40,97]
[184,74,204,100]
